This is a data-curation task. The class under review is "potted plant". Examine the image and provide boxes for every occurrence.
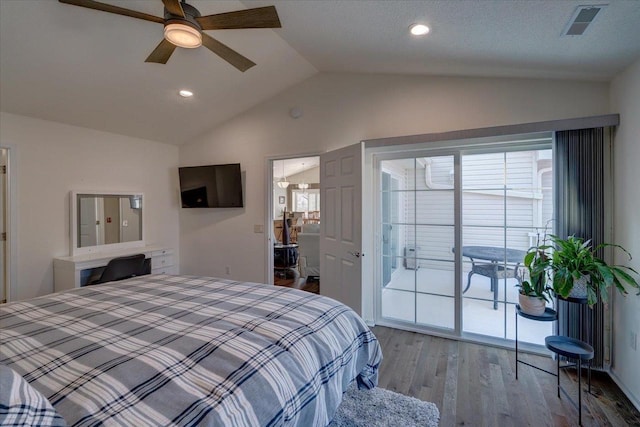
[550,235,640,307]
[518,234,553,315]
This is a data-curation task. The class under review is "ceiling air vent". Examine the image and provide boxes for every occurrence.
[563,4,607,36]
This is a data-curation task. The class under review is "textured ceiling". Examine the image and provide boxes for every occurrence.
[259,0,640,80]
[1,0,639,145]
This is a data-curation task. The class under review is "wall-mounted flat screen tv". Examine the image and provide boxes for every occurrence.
[178,163,243,208]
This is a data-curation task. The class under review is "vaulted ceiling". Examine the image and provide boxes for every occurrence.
[1,0,639,145]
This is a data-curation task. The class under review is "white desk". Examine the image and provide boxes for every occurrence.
[54,246,175,292]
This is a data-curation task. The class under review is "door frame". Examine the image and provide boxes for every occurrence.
[0,145,17,302]
[366,138,554,344]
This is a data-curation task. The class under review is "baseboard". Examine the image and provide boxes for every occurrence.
[609,370,640,412]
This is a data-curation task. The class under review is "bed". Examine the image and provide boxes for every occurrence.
[0,275,382,426]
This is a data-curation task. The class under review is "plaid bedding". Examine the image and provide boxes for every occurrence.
[0,275,382,426]
[0,365,67,426]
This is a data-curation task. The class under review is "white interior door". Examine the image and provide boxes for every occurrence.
[320,143,363,314]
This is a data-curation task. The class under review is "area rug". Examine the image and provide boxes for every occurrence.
[330,383,440,427]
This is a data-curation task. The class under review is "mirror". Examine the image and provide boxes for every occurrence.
[70,191,144,256]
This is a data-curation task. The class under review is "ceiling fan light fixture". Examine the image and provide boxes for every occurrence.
[164,23,202,48]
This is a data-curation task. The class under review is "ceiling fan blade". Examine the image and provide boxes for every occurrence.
[162,0,185,18]
[196,6,281,30]
[145,39,177,64]
[201,33,256,72]
[58,0,164,24]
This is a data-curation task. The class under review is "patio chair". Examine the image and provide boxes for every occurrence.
[464,257,523,310]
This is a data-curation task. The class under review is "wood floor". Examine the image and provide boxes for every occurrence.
[274,274,319,294]
[371,326,640,426]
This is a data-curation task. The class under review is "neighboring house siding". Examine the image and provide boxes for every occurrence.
[406,157,455,268]
[396,151,551,270]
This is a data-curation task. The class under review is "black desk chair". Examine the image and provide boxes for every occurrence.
[87,254,148,285]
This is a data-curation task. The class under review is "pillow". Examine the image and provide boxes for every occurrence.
[0,365,67,427]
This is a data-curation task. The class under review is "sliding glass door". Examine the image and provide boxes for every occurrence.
[376,142,554,347]
[461,150,553,343]
[379,155,456,331]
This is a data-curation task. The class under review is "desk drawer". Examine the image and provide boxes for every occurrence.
[152,265,177,275]
[152,254,173,270]
[151,249,173,257]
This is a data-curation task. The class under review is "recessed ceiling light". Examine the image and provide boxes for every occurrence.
[179,89,194,98]
[409,23,430,36]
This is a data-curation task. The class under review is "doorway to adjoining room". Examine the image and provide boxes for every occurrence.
[271,156,321,294]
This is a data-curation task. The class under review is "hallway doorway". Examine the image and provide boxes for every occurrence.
[270,156,321,294]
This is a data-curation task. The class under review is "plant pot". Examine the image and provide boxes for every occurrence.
[569,275,589,299]
[518,293,546,316]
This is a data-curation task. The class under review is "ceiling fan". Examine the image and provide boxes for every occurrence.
[58,0,281,71]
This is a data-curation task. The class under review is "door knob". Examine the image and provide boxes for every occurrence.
[348,251,363,258]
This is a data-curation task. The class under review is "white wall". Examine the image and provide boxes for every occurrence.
[610,58,640,410]
[179,72,609,298]
[0,113,180,300]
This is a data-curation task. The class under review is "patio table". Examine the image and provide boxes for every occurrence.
[461,246,526,309]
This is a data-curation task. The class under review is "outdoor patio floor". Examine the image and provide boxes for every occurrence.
[381,266,555,345]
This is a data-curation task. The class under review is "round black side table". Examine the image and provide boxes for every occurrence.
[544,297,594,425]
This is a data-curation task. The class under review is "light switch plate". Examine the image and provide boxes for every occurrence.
[254,224,264,233]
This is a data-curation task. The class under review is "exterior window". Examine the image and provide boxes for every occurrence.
[293,189,320,212]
